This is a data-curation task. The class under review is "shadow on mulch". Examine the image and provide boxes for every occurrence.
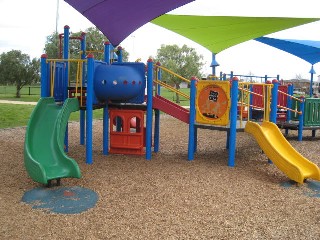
[281,180,320,198]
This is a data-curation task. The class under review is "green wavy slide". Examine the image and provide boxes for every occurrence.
[24,97,81,185]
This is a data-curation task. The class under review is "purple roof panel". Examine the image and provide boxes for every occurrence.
[65,0,194,46]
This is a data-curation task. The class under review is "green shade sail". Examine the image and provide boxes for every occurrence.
[151,15,320,53]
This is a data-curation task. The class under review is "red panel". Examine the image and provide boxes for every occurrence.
[109,109,145,155]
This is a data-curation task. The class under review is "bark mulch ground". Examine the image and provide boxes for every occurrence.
[0,115,319,239]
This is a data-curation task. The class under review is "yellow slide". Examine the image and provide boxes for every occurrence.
[244,121,320,184]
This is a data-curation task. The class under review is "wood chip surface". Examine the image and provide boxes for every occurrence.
[0,115,319,239]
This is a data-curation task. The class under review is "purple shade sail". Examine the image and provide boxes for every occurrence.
[65,0,194,46]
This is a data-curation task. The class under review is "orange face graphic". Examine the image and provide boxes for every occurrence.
[197,85,229,120]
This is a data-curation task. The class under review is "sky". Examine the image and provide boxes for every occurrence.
[1,0,320,81]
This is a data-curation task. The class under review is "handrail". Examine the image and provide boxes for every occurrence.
[153,79,190,100]
[276,89,303,115]
[277,104,302,115]
[238,83,304,119]
[238,83,273,121]
[155,65,191,83]
[153,64,192,101]
[278,89,303,102]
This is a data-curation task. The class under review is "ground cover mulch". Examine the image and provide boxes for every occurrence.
[0,115,319,239]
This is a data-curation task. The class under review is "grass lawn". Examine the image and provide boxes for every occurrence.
[0,85,40,102]
[0,85,190,128]
[0,104,36,129]
[0,103,104,129]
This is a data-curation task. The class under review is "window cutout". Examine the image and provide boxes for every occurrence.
[112,116,123,132]
[130,116,141,133]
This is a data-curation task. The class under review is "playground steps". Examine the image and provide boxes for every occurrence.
[152,95,189,123]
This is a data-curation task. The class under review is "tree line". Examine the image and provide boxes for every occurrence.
[0,27,204,99]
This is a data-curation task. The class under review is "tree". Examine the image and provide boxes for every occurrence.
[0,50,40,98]
[44,27,129,84]
[44,27,129,61]
[154,44,204,103]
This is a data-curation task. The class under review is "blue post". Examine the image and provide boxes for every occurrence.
[80,32,86,145]
[228,77,239,167]
[264,75,267,83]
[210,52,219,75]
[63,25,70,152]
[154,62,161,153]
[103,105,109,155]
[226,72,234,150]
[270,79,279,123]
[268,80,279,164]
[40,54,49,97]
[117,46,123,63]
[230,71,233,79]
[309,65,315,97]
[104,42,111,64]
[223,73,226,81]
[298,97,305,141]
[188,77,197,160]
[63,25,69,101]
[146,59,153,160]
[86,54,94,164]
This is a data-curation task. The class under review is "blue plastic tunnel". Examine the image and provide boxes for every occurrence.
[93,63,146,103]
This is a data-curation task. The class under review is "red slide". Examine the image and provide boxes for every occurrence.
[152,95,189,123]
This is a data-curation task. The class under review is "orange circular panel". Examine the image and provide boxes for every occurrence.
[197,84,229,122]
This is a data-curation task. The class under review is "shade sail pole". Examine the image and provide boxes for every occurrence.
[309,65,316,97]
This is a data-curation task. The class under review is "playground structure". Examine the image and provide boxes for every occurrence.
[212,72,320,140]
[24,26,320,186]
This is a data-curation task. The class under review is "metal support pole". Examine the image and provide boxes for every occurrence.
[146,59,153,160]
[228,77,239,167]
[86,54,94,164]
[40,54,49,97]
[188,77,197,160]
[270,80,279,123]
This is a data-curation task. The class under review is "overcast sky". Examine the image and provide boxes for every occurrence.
[1,0,320,80]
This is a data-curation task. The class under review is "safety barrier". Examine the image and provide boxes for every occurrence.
[303,98,320,126]
[46,59,86,105]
